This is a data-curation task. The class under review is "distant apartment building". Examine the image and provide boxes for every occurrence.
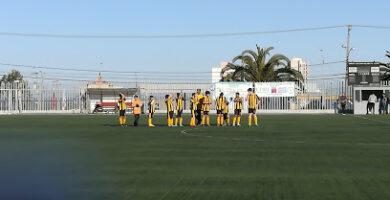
[211,61,228,83]
[290,58,310,81]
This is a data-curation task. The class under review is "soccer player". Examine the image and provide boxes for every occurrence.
[232,92,243,127]
[148,95,157,127]
[216,92,226,127]
[131,95,142,127]
[196,89,203,126]
[246,88,260,127]
[223,101,230,126]
[117,93,127,127]
[190,93,197,127]
[175,93,184,127]
[165,94,174,127]
[202,91,212,126]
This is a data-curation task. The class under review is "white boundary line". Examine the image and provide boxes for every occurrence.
[180,127,390,146]
[352,115,390,125]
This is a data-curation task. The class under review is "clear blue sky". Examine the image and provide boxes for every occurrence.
[0,0,389,82]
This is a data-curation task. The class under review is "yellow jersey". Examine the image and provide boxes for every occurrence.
[176,98,183,111]
[118,98,126,110]
[197,93,203,110]
[148,100,157,113]
[223,103,229,113]
[216,96,226,110]
[247,93,259,109]
[234,97,243,110]
[166,98,174,112]
[190,97,198,111]
[202,96,212,111]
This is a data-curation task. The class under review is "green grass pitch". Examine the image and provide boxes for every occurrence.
[1,114,390,200]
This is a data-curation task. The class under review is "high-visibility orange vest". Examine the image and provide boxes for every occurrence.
[131,99,142,115]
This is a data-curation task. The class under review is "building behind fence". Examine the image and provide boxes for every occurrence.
[1,79,356,114]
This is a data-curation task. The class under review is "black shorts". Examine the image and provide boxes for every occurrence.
[176,109,183,118]
[234,109,242,115]
[167,111,174,119]
[248,108,256,114]
[119,110,126,116]
[223,113,228,120]
[217,110,223,114]
[203,111,209,115]
[149,112,154,118]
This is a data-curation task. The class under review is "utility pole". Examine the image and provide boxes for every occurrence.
[320,49,325,109]
[345,25,352,93]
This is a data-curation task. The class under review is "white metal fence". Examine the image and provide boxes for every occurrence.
[0,82,86,114]
[138,80,352,113]
[1,80,353,114]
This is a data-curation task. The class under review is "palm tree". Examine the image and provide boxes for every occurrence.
[386,51,390,59]
[221,45,303,82]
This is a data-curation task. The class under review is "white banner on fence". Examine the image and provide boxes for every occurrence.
[255,82,295,97]
[212,82,253,101]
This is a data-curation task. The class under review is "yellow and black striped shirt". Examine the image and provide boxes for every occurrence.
[223,103,229,113]
[202,96,211,111]
[216,97,226,110]
[118,98,126,110]
[148,100,157,113]
[247,93,259,109]
[234,97,243,110]
[190,97,198,111]
[166,98,174,112]
[176,98,183,111]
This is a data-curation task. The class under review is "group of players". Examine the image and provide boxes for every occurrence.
[118,88,260,127]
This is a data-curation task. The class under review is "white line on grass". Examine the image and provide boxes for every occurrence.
[180,128,390,146]
[352,115,390,125]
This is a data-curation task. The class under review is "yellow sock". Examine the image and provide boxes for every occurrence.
[171,119,174,126]
[227,117,230,124]
[202,117,205,125]
[191,118,195,126]
[237,117,241,125]
[217,116,220,125]
[248,116,252,125]
[175,118,178,126]
[119,117,122,125]
[206,117,210,125]
[220,116,223,125]
[123,117,126,125]
[254,116,258,125]
[233,116,236,125]
[180,118,183,125]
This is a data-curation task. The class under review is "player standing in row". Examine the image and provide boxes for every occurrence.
[148,95,157,127]
[118,93,127,127]
[165,94,174,127]
[196,89,203,126]
[131,95,143,127]
[190,93,198,127]
[175,93,184,127]
[246,88,260,127]
[223,101,230,126]
[216,92,227,127]
[232,92,243,127]
[201,91,212,126]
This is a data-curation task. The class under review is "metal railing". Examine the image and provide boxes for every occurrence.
[1,79,357,114]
